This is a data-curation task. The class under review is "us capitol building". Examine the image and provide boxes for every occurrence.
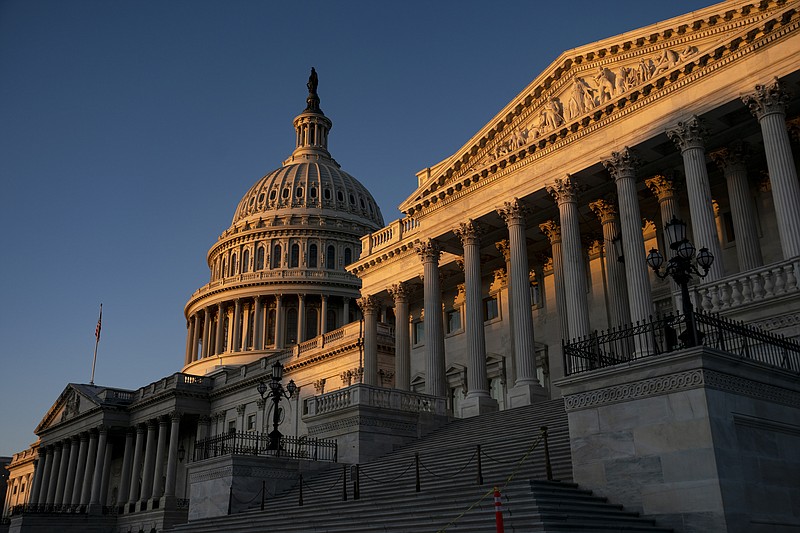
[4,1,800,531]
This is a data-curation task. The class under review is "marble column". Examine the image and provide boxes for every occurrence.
[151,417,169,500]
[343,298,350,325]
[117,429,135,506]
[320,295,328,334]
[29,449,45,505]
[667,116,725,280]
[645,174,683,310]
[164,412,182,500]
[537,223,569,341]
[275,295,284,348]
[547,178,591,339]
[454,219,498,416]
[139,420,158,503]
[232,299,242,352]
[88,427,108,507]
[709,142,763,271]
[495,240,517,374]
[297,294,306,343]
[215,303,225,354]
[69,434,88,505]
[45,443,61,504]
[253,297,263,349]
[588,199,632,328]
[38,447,54,504]
[497,199,546,407]
[415,239,447,398]
[388,282,411,391]
[128,424,146,505]
[99,442,113,507]
[603,148,655,323]
[742,79,800,259]
[80,431,98,505]
[358,296,379,386]
[184,318,194,366]
[54,439,71,505]
[190,315,199,362]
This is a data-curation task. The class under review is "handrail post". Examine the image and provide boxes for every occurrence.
[354,465,360,500]
[342,464,347,501]
[227,485,232,515]
[260,480,265,511]
[415,453,421,492]
[298,473,303,506]
[541,426,553,481]
[476,445,483,485]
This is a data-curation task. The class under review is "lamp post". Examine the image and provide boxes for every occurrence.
[646,215,715,347]
[257,361,298,450]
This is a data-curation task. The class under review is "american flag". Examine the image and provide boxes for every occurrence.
[95,304,103,342]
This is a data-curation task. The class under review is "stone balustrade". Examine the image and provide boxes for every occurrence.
[692,257,800,313]
[359,217,420,258]
[307,384,447,417]
[190,269,358,298]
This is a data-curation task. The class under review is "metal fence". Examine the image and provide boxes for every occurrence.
[194,432,338,463]
[563,310,800,376]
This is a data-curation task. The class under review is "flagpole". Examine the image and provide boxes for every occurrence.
[91,303,102,385]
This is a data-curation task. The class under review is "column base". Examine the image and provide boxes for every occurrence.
[459,394,499,418]
[507,381,548,408]
[87,503,103,516]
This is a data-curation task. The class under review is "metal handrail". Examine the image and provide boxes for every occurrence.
[194,431,337,463]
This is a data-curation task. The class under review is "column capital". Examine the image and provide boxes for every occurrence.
[538,220,562,244]
[387,282,410,303]
[198,415,212,425]
[496,197,528,226]
[415,238,441,263]
[742,78,791,120]
[602,146,639,179]
[588,198,618,224]
[546,175,583,205]
[357,295,378,314]
[495,239,511,262]
[256,398,267,409]
[97,425,108,434]
[645,173,680,201]
[170,411,183,422]
[157,416,169,426]
[70,434,81,444]
[709,140,749,172]
[666,115,708,152]
[236,404,246,415]
[147,419,159,430]
[453,219,483,246]
[297,293,305,302]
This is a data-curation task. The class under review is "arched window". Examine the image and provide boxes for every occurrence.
[229,253,237,276]
[272,245,282,269]
[285,308,298,345]
[326,245,336,270]
[256,247,265,270]
[306,309,318,339]
[308,244,318,268]
[290,243,300,268]
[242,249,250,273]
[344,247,352,265]
[266,309,276,346]
[221,258,226,278]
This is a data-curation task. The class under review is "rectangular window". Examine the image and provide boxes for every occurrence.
[413,320,425,345]
[483,296,499,322]
[247,414,256,431]
[446,309,461,334]
[227,420,236,434]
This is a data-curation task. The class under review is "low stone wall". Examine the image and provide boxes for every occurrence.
[556,346,800,533]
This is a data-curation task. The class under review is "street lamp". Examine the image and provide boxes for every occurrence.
[257,361,298,450]
[646,215,715,347]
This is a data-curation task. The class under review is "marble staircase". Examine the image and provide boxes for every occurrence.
[170,399,672,532]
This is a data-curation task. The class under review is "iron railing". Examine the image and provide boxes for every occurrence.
[563,311,800,376]
[194,431,337,463]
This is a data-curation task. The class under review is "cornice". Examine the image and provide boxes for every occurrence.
[400,0,799,217]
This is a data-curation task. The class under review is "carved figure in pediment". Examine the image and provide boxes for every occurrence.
[541,97,564,131]
[635,58,653,85]
[510,128,527,150]
[567,77,596,120]
[615,66,629,94]
[679,45,698,61]
[594,67,615,104]
[653,48,680,76]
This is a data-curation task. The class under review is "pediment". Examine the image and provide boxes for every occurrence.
[35,384,101,434]
[400,0,799,215]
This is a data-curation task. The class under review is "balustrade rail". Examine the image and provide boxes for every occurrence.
[194,432,337,463]
[564,311,800,376]
[9,503,117,516]
[308,384,447,417]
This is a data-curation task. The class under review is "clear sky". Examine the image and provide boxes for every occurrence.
[0,0,713,455]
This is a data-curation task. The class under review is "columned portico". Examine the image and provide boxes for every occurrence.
[667,116,725,280]
[497,199,546,407]
[742,78,800,260]
[29,449,45,505]
[275,295,284,348]
[215,303,225,354]
[151,417,169,502]
[454,219,498,416]
[232,299,242,352]
[117,428,135,506]
[588,199,631,328]
[70,433,88,505]
[163,412,182,501]
[297,294,306,343]
[139,420,158,505]
[547,178,591,339]
[128,424,146,506]
[88,426,108,510]
[416,239,447,398]
[80,430,98,505]
[53,439,70,505]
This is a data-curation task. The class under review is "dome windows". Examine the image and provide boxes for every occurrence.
[256,246,265,270]
[282,188,290,199]
[296,186,304,198]
[269,190,277,201]
[326,245,336,270]
[290,243,300,268]
[242,249,250,273]
[349,193,356,205]
[272,244,282,268]
[308,243,318,268]
[229,253,238,276]
[258,193,265,203]
[359,198,365,209]
[324,188,331,200]
[310,187,317,198]
[337,191,344,202]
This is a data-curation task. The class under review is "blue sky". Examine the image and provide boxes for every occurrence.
[0,0,712,455]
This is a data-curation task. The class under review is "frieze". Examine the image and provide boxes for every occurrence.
[704,369,800,408]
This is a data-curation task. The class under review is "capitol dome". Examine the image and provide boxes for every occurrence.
[182,69,384,375]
